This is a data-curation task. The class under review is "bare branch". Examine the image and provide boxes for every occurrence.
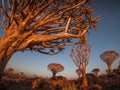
[2,0,5,9]
[21,0,55,29]
[65,17,71,33]
[17,25,89,51]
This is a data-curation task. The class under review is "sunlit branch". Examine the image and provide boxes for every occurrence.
[17,25,89,51]
[21,0,55,29]
[65,17,71,33]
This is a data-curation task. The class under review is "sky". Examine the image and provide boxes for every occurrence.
[1,0,120,79]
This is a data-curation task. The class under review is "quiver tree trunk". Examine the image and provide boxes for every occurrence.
[52,71,57,79]
[107,63,112,73]
[0,52,12,81]
[81,71,88,89]
[80,63,88,89]
[0,57,10,80]
[0,36,17,81]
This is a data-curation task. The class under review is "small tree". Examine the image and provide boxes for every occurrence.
[47,63,64,79]
[70,43,91,89]
[7,67,14,76]
[100,50,119,73]
[19,72,26,80]
[92,68,100,76]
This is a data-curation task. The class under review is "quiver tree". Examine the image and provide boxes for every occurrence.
[100,50,119,73]
[70,43,91,89]
[4,67,14,77]
[92,68,100,76]
[7,67,14,74]
[47,63,64,79]
[0,0,99,80]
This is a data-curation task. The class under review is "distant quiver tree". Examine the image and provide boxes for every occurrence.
[47,63,64,79]
[100,50,119,73]
[0,0,99,80]
[70,43,91,89]
[92,68,100,76]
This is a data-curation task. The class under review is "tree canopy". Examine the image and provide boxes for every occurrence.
[0,0,99,55]
[100,50,119,73]
[92,68,100,76]
[0,0,99,80]
[47,63,64,78]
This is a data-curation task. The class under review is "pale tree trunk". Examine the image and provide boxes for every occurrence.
[81,72,88,90]
[108,64,112,74]
[81,63,88,90]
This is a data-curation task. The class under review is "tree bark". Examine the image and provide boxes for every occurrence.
[52,71,57,79]
[108,64,112,73]
[0,58,9,80]
[81,63,88,90]
[81,72,88,89]
[0,35,17,81]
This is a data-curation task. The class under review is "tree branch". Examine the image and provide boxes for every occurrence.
[21,0,55,29]
[17,25,89,51]
[65,17,71,33]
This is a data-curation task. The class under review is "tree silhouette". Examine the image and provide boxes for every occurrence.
[0,0,99,80]
[92,68,100,76]
[70,43,91,89]
[100,50,119,73]
[47,63,64,79]
[7,67,14,75]
[19,72,26,80]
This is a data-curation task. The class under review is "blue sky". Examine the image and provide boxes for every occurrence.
[1,0,120,79]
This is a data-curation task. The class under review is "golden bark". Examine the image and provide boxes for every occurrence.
[80,63,88,89]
